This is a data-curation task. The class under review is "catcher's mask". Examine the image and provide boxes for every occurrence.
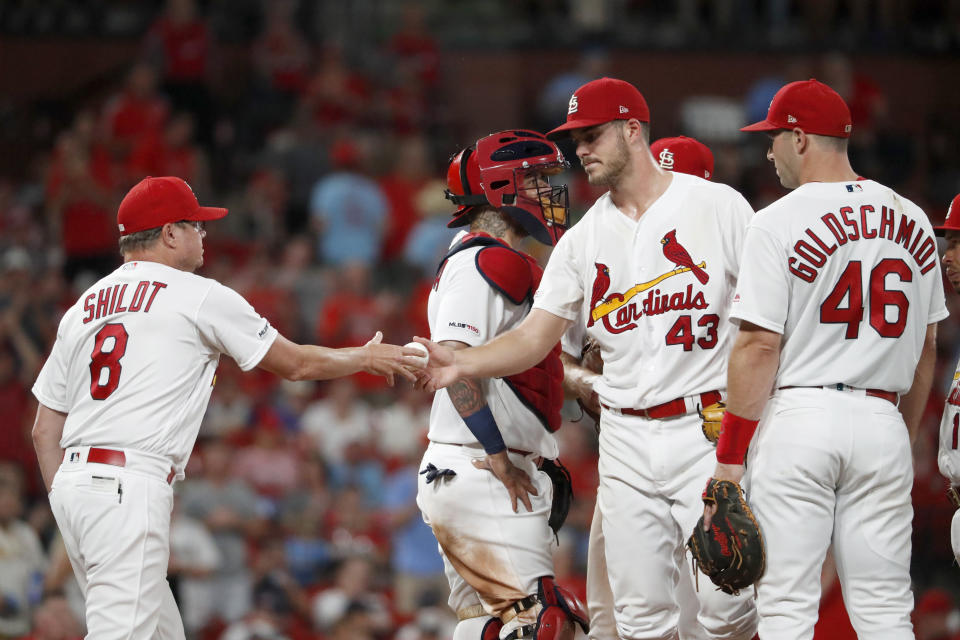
[445,130,570,246]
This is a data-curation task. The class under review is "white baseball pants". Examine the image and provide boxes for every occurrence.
[587,498,706,640]
[49,446,185,640]
[416,441,555,621]
[598,409,757,640]
[746,387,914,640]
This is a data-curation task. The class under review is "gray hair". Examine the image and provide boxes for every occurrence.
[118,227,163,256]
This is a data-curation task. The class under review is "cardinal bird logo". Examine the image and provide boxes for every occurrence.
[661,230,709,284]
[588,263,611,327]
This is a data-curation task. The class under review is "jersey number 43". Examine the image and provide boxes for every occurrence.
[819,259,911,339]
[89,323,128,400]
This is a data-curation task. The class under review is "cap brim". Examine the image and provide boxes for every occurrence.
[546,117,616,140]
[740,120,780,133]
[191,206,229,221]
[934,225,956,237]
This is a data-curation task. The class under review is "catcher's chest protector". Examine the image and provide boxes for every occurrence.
[437,233,564,431]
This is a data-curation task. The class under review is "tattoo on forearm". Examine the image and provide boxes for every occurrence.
[448,378,486,417]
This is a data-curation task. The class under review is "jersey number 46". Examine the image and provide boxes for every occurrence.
[820,259,911,339]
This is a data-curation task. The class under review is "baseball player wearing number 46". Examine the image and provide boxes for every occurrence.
[705,79,947,639]
[414,77,757,640]
[30,176,421,640]
[934,191,960,567]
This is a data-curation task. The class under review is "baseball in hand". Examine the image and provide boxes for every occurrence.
[404,342,430,367]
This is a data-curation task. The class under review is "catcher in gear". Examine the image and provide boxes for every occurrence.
[416,130,588,640]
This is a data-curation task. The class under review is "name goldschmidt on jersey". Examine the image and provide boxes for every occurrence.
[787,198,938,282]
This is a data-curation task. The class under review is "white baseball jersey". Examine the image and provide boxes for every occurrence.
[534,172,753,409]
[427,245,559,459]
[732,179,948,392]
[33,260,278,473]
[939,360,960,485]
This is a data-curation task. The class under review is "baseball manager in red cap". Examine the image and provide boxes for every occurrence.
[31,176,423,639]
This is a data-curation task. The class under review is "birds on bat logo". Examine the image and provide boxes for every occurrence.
[587,232,710,331]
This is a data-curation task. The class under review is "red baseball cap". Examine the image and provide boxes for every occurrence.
[118,176,227,236]
[741,79,852,138]
[934,192,960,236]
[650,136,715,180]
[547,77,650,139]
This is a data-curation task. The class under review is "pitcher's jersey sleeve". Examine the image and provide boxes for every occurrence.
[32,308,78,412]
[729,223,790,333]
[533,229,585,321]
[196,281,279,371]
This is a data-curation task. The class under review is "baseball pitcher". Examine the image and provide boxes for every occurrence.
[561,133,719,640]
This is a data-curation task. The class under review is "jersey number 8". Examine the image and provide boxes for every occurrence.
[89,323,129,400]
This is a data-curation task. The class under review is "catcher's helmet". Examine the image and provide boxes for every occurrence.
[445,130,570,245]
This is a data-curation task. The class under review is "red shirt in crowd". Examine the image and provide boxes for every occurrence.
[149,17,210,82]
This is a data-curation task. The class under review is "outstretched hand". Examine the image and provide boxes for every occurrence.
[410,336,460,392]
[473,451,538,513]
[363,331,425,386]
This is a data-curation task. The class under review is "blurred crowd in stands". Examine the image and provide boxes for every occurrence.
[1,0,960,638]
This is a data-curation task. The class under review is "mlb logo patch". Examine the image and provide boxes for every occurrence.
[845,184,863,192]
[70,452,80,462]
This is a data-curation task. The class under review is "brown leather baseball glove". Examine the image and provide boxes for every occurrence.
[687,479,765,595]
[698,401,726,444]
